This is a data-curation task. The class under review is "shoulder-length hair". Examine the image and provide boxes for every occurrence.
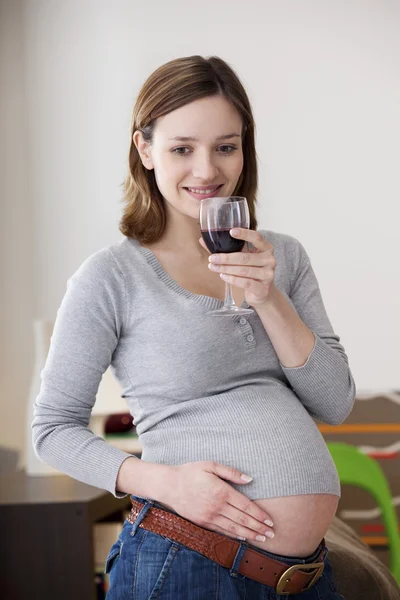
[119,55,258,243]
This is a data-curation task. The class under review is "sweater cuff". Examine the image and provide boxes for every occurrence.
[111,453,134,499]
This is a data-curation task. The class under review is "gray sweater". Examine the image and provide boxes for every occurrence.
[32,230,356,499]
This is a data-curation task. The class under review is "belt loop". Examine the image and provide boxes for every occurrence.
[229,541,248,578]
[129,498,154,537]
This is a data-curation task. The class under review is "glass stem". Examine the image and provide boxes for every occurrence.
[224,281,237,308]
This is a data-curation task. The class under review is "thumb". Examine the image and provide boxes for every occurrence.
[208,462,253,484]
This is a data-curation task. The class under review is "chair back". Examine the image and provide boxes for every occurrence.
[328,441,400,584]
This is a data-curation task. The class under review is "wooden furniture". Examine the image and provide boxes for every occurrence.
[0,470,132,600]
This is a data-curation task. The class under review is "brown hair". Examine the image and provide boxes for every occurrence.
[119,55,258,243]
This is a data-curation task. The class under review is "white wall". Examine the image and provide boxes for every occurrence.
[0,0,34,456]
[1,0,399,459]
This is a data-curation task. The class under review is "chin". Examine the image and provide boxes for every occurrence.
[173,203,200,221]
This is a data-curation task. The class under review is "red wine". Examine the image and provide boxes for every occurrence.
[201,228,245,254]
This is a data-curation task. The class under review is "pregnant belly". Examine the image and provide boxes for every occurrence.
[246,494,339,556]
[158,493,338,558]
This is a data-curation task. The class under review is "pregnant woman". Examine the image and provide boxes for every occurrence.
[33,55,355,599]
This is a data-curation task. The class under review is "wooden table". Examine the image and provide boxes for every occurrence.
[0,470,132,600]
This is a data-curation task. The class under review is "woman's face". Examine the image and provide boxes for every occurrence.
[135,95,244,221]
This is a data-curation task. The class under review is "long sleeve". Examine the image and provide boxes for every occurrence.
[279,237,356,425]
[32,248,132,497]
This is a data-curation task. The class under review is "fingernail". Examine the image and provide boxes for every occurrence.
[240,474,253,482]
[256,535,266,542]
[266,531,275,538]
[230,228,240,236]
[237,535,246,541]
[264,519,274,527]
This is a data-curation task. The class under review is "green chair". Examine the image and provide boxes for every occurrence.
[327,441,400,585]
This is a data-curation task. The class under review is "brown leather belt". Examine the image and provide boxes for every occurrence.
[127,498,325,595]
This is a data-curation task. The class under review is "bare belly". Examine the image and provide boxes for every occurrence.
[247,494,338,557]
[158,493,338,558]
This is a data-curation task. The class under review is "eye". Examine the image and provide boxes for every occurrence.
[171,147,191,156]
[217,145,237,155]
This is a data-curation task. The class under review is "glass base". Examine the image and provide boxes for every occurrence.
[207,306,254,317]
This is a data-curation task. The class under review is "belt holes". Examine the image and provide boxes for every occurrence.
[245,559,267,571]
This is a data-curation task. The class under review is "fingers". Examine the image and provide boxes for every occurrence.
[228,492,274,529]
[209,513,274,542]
[230,229,272,252]
[209,251,273,266]
[208,262,276,283]
[208,247,275,268]
[219,275,272,298]
[221,504,275,540]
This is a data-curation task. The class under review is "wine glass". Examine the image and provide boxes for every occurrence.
[200,196,254,316]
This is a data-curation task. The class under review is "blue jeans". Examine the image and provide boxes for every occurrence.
[105,495,344,599]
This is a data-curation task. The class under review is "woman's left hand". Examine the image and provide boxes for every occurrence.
[200,228,277,307]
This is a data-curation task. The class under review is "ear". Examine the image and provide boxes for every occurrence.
[133,130,154,170]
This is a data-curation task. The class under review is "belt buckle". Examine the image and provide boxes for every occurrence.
[276,561,324,595]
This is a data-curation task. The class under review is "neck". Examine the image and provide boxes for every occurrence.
[150,211,209,258]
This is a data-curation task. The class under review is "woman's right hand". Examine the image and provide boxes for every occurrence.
[163,461,274,543]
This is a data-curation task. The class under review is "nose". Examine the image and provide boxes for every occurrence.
[191,150,219,181]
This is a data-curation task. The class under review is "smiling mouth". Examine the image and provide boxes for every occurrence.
[183,184,223,195]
